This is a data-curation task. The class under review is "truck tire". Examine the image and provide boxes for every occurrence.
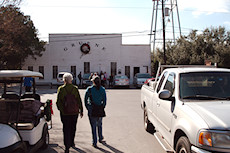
[175,136,191,153]
[144,107,154,133]
[13,149,25,153]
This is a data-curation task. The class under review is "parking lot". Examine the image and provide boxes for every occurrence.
[36,87,165,153]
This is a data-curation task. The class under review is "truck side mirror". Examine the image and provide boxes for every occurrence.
[159,90,172,100]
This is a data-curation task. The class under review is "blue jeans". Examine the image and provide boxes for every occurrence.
[89,115,103,145]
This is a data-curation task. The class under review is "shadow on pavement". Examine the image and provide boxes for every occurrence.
[97,142,124,153]
[37,144,60,153]
[72,146,87,153]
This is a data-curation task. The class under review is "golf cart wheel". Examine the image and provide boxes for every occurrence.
[41,124,49,149]
[144,107,154,133]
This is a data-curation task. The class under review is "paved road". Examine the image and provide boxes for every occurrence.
[37,88,165,153]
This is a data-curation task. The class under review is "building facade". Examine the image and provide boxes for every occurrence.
[23,34,151,85]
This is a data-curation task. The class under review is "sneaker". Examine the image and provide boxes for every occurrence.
[71,143,75,147]
[92,144,98,148]
[99,137,105,143]
[65,149,69,153]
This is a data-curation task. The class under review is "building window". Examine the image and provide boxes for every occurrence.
[125,66,130,78]
[143,66,149,73]
[84,62,90,73]
[111,62,117,76]
[53,66,58,79]
[28,66,33,71]
[71,66,76,78]
[39,66,44,79]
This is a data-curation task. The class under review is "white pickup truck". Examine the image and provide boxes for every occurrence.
[141,66,230,153]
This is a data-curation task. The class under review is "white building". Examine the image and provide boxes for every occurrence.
[23,34,151,85]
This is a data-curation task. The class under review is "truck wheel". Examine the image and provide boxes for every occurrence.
[13,149,25,153]
[144,107,154,133]
[176,136,191,153]
[41,125,49,149]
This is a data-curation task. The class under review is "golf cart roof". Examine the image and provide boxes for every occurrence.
[0,70,43,78]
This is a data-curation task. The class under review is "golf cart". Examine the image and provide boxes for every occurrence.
[0,70,52,153]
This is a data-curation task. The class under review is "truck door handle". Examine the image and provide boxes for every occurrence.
[157,102,160,107]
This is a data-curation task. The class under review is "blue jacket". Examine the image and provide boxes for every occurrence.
[84,85,107,111]
[24,77,33,87]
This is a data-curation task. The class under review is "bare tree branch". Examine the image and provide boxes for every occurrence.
[0,0,22,6]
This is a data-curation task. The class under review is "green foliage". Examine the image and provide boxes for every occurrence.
[0,5,45,69]
[155,26,230,68]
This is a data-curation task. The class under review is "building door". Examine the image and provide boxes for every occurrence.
[71,66,76,78]
[84,62,90,74]
[125,66,130,78]
[71,66,77,84]
[133,67,140,76]
[111,62,117,76]
[28,66,33,71]
[39,66,44,79]
[53,66,58,79]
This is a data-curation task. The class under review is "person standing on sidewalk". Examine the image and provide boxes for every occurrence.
[24,77,33,92]
[78,72,82,87]
[56,73,83,153]
[84,75,107,148]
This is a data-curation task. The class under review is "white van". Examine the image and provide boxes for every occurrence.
[57,72,66,85]
[57,72,76,85]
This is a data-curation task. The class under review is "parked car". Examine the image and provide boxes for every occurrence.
[0,70,52,153]
[113,75,130,88]
[133,73,152,88]
[57,72,76,85]
[82,73,93,88]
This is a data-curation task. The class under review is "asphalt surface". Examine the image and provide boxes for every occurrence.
[37,87,166,153]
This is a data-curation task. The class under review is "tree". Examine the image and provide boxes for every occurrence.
[0,0,21,6]
[155,26,230,68]
[0,5,45,69]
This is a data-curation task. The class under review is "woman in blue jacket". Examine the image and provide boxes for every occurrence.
[84,75,107,148]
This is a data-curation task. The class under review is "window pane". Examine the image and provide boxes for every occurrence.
[53,66,58,79]
[157,72,168,93]
[111,62,117,76]
[164,73,175,93]
[39,66,44,80]
[84,62,90,73]
[180,72,230,99]
[28,66,33,71]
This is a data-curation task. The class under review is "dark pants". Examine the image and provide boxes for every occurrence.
[60,113,78,149]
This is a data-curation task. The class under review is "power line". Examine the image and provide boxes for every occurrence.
[24,5,152,9]
[48,33,150,43]
[23,5,230,15]
[38,30,149,40]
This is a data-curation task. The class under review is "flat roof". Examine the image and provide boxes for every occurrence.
[0,70,43,78]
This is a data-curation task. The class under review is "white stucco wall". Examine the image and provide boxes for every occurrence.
[23,34,151,84]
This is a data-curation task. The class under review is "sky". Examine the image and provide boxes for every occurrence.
[19,0,230,46]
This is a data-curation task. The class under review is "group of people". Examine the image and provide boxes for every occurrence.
[56,72,107,153]
[89,71,108,86]
[77,71,114,88]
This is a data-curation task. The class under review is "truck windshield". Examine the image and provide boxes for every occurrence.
[180,72,230,100]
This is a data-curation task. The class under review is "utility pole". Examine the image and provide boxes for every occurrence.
[162,0,166,64]
[150,0,181,64]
